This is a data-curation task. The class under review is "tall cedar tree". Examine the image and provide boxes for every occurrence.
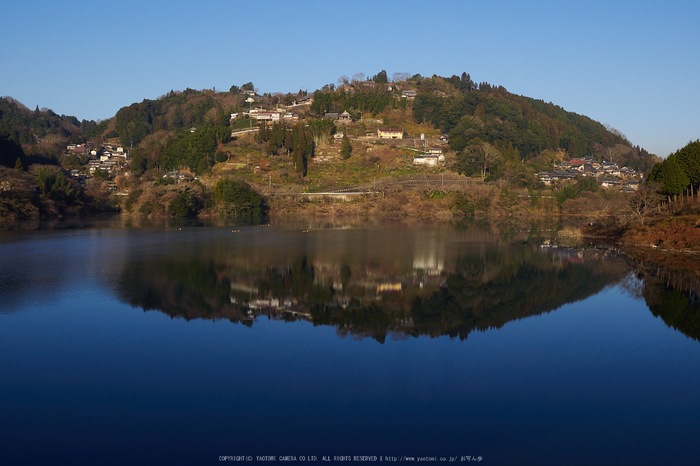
[294,129,308,176]
[340,134,352,159]
[657,155,689,196]
[676,140,700,191]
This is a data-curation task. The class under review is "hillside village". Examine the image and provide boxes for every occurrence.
[65,142,129,182]
[4,71,700,233]
[539,156,642,192]
[55,83,645,196]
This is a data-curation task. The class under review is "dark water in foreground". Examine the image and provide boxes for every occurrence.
[1,222,699,465]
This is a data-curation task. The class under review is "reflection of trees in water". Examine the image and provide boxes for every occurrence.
[638,266,700,342]
[118,259,254,325]
[256,257,334,304]
[116,245,631,342]
[409,251,625,340]
[311,300,401,344]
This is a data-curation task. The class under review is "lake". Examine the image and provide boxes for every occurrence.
[1,221,699,465]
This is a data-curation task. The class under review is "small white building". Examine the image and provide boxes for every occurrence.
[256,112,282,122]
[413,155,443,166]
[378,129,405,139]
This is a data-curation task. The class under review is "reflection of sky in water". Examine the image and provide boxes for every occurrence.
[1,226,699,465]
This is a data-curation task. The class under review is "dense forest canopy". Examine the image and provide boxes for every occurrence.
[647,140,700,196]
[0,97,101,146]
[0,97,107,168]
[409,74,656,172]
[310,86,406,115]
[113,88,236,146]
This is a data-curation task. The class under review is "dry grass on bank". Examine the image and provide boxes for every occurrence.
[267,191,454,222]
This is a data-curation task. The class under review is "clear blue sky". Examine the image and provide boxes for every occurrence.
[2,0,698,157]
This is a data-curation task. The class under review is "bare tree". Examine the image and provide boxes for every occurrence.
[309,125,332,147]
[603,124,630,143]
[337,75,349,86]
[352,72,365,84]
[618,272,645,300]
[602,144,631,164]
[392,72,411,83]
[627,182,661,226]
[464,142,501,179]
[114,175,127,191]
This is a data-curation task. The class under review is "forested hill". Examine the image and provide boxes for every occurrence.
[0,97,102,167]
[0,97,104,144]
[112,88,243,147]
[410,73,657,172]
[2,72,658,175]
[105,73,657,175]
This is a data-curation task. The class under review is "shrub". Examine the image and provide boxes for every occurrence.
[169,188,199,217]
[213,178,264,219]
[124,188,143,213]
[215,151,228,163]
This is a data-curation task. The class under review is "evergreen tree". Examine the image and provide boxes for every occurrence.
[283,131,294,155]
[293,130,308,176]
[340,134,352,159]
[658,155,689,196]
[460,72,474,91]
[213,178,263,218]
[676,140,700,190]
[172,107,184,129]
[0,132,25,168]
[293,144,306,175]
[373,70,388,84]
[647,161,663,183]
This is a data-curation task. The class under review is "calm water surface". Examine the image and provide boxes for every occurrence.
[1,222,699,465]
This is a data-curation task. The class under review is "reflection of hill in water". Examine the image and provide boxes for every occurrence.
[638,267,700,343]
[410,257,617,340]
[116,236,631,342]
[312,248,628,342]
[117,259,247,324]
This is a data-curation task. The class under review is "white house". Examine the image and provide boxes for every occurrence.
[413,156,441,166]
[378,129,405,139]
